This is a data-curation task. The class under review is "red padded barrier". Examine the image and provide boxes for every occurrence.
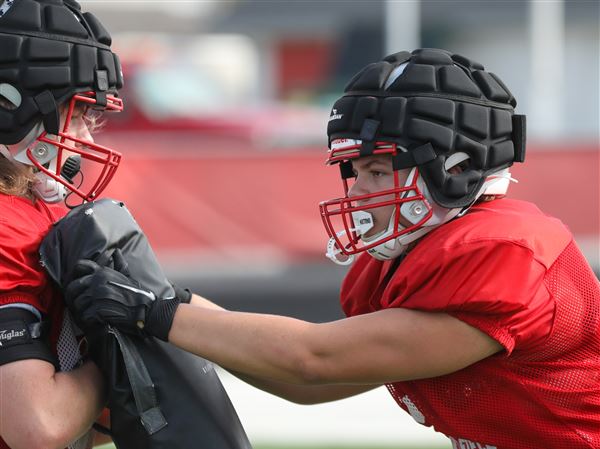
[95,134,598,262]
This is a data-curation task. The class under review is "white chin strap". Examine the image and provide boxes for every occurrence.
[1,123,68,203]
[32,170,67,203]
[326,237,355,266]
[325,210,375,266]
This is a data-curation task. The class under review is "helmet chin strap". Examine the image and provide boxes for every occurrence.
[325,210,375,265]
[32,164,67,203]
[326,237,355,266]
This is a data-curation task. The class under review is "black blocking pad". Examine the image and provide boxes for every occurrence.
[39,199,252,449]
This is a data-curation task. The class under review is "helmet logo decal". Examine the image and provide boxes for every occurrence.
[328,109,343,122]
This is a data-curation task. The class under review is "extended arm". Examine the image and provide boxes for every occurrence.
[169,304,502,385]
[66,265,502,389]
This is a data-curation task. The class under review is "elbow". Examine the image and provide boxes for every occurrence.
[4,412,74,449]
[35,412,77,449]
[287,326,335,386]
[293,351,331,386]
[4,433,62,449]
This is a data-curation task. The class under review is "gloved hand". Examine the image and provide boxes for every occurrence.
[65,253,181,341]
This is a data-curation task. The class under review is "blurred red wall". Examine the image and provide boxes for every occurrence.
[97,136,598,263]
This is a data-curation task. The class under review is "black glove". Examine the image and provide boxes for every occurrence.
[65,256,180,341]
[171,283,192,304]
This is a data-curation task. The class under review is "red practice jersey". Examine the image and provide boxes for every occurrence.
[0,195,67,348]
[341,199,600,449]
[0,195,73,449]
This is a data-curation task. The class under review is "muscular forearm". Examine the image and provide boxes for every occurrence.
[169,305,323,384]
[167,305,503,386]
[187,295,378,401]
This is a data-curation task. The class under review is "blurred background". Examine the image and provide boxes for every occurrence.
[84,0,599,447]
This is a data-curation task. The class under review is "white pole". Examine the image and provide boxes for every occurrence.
[529,0,566,140]
[384,0,421,56]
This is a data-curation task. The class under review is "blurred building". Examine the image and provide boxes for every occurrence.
[87,0,598,139]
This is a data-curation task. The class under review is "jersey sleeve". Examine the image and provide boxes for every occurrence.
[388,239,555,354]
[0,222,48,311]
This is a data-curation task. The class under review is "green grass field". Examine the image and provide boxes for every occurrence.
[98,444,440,449]
[254,446,444,449]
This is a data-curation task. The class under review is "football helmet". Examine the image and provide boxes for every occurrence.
[0,0,124,203]
[320,49,526,264]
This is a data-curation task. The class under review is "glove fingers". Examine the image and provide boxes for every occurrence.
[65,273,95,304]
[81,309,104,327]
[72,259,100,279]
[95,250,113,268]
[64,260,159,338]
[111,249,131,277]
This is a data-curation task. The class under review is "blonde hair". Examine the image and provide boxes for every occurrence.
[0,155,36,198]
[0,96,36,197]
[83,107,106,134]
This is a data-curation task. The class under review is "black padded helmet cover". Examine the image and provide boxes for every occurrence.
[327,48,526,209]
[0,0,123,144]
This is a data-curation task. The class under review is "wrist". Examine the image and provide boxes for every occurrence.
[145,297,181,341]
[171,283,192,304]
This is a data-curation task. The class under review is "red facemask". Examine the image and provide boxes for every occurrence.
[25,91,123,203]
[319,139,433,263]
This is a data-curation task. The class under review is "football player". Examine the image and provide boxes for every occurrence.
[0,0,123,448]
[66,49,600,448]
